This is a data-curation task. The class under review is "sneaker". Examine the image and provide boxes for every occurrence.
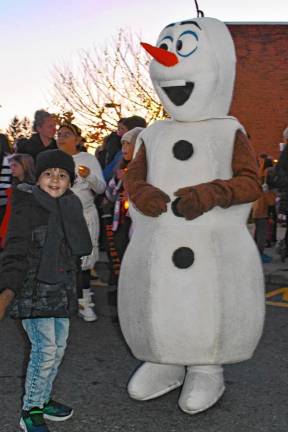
[20,408,50,432]
[43,399,73,422]
[78,298,98,322]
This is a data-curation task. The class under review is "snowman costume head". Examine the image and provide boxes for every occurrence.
[143,17,236,121]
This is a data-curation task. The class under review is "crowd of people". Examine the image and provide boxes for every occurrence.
[0,108,287,431]
[252,126,288,263]
[0,110,148,322]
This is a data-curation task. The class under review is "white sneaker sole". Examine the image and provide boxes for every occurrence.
[19,419,27,432]
[78,312,98,322]
[43,410,73,422]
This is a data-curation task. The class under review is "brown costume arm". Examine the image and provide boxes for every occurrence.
[175,130,262,220]
[123,141,170,217]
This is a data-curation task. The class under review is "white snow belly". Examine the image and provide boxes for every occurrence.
[118,220,264,365]
[118,119,265,365]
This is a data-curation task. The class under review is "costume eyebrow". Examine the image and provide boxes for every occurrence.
[164,23,175,29]
[180,20,202,30]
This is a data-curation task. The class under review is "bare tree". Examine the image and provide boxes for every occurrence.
[51,29,167,148]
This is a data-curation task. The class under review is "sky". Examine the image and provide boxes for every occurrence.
[0,0,286,129]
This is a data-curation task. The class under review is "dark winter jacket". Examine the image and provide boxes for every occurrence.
[17,133,57,161]
[267,146,288,214]
[0,188,87,319]
[97,132,121,169]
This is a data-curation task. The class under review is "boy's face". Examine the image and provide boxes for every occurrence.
[37,168,71,198]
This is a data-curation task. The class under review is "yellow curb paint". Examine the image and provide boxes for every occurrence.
[266,301,288,308]
[265,287,288,308]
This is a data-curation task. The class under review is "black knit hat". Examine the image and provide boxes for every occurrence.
[36,149,75,185]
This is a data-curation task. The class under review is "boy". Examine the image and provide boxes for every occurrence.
[0,149,92,432]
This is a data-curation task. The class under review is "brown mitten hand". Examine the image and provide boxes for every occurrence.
[133,183,171,217]
[174,187,203,220]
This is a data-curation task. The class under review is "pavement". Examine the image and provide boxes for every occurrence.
[1,228,288,431]
[254,225,288,286]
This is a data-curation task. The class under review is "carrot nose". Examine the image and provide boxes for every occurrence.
[141,42,179,67]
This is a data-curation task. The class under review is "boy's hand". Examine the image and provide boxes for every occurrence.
[0,289,15,320]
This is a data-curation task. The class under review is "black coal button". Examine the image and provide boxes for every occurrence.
[172,140,194,161]
[171,197,183,217]
[172,247,195,269]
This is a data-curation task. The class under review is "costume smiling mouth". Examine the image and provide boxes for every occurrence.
[160,81,194,106]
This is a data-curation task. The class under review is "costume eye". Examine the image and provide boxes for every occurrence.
[158,35,173,51]
[176,30,198,57]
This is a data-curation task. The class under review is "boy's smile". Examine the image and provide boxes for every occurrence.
[38,168,71,198]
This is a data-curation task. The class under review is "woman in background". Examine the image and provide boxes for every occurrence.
[57,123,106,322]
[102,127,144,322]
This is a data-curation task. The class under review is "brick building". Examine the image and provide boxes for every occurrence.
[227,23,288,158]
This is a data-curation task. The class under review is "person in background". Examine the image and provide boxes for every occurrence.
[252,172,276,263]
[279,126,288,153]
[96,118,128,170]
[0,154,35,249]
[0,149,92,432]
[102,116,147,182]
[17,110,57,160]
[0,134,12,226]
[57,123,106,322]
[102,127,144,322]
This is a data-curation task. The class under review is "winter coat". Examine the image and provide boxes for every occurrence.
[267,148,288,215]
[0,189,78,319]
[16,134,57,161]
[0,187,12,248]
[252,190,276,219]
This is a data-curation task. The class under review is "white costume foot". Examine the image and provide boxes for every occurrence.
[178,365,225,414]
[128,362,185,401]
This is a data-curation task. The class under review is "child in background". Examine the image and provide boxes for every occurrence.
[0,153,35,248]
[102,127,144,321]
[57,123,106,322]
[0,149,92,432]
[0,134,12,226]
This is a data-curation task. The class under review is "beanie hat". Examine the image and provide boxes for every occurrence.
[121,127,144,147]
[36,149,75,185]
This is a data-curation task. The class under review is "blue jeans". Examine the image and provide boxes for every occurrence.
[21,317,70,411]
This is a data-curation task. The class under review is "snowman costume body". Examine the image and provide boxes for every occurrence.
[118,17,265,414]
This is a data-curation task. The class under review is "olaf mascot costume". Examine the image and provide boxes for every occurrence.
[118,17,265,415]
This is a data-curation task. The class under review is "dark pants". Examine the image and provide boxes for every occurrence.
[76,269,91,298]
[103,216,131,320]
[255,218,268,254]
